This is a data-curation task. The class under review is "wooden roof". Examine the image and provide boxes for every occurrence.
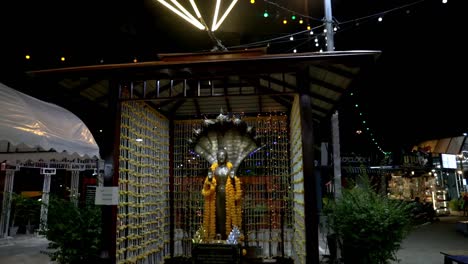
[28,49,380,121]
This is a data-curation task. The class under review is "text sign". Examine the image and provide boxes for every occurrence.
[95,187,119,205]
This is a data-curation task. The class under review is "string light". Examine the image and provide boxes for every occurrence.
[299,18,304,24]
[290,36,294,41]
[378,16,383,22]
[283,19,288,24]
[293,49,297,53]
[250,0,255,3]
[291,15,296,20]
[60,57,65,62]
[442,0,447,3]
[25,55,31,60]
[263,11,269,18]
[351,92,389,155]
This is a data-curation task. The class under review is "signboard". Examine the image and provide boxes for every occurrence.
[95,187,119,205]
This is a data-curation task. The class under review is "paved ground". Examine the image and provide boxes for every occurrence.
[0,215,467,264]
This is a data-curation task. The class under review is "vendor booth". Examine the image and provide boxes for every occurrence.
[0,82,101,238]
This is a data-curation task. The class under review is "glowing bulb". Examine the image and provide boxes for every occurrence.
[299,19,303,24]
[291,15,296,20]
[60,57,65,61]
[293,49,297,53]
[290,36,294,41]
[314,38,318,42]
[263,11,269,18]
[25,54,31,60]
[464,133,467,136]
[442,0,447,3]
[133,58,138,63]
[283,19,287,24]
[250,0,255,3]
[307,25,311,30]
[323,29,327,33]
[99,129,103,133]
[378,17,383,22]
[310,30,314,35]
[333,26,337,31]
[319,49,323,52]
[315,43,319,47]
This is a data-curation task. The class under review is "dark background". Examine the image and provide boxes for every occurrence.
[0,0,464,156]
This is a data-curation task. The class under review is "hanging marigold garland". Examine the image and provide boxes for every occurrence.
[201,161,243,239]
[201,176,216,240]
[226,175,242,236]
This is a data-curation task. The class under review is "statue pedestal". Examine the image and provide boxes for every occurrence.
[192,243,241,264]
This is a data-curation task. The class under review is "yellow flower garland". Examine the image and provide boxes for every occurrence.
[201,161,243,239]
[201,176,216,240]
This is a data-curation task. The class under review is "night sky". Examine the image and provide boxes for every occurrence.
[0,0,464,156]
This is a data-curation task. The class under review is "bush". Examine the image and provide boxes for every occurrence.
[323,176,414,264]
[40,196,102,264]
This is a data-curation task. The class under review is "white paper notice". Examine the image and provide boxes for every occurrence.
[95,187,119,205]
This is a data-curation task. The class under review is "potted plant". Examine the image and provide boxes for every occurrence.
[323,175,414,264]
[40,196,102,264]
[10,193,42,235]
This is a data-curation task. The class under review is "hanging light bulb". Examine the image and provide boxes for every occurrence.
[250,0,255,3]
[293,49,297,53]
[442,0,447,3]
[315,43,319,47]
[25,54,31,60]
[378,16,383,22]
[307,25,311,30]
[333,26,337,31]
[291,15,296,20]
[309,30,314,35]
[299,18,303,24]
[323,28,327,33]
[263,11,269,18]
[289,36,294,41]
[314,37,318,42]
[283,19,288,24]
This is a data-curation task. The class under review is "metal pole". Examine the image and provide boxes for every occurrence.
[0,170,15,238]
[331,111,342,198]
[324,0,334,51]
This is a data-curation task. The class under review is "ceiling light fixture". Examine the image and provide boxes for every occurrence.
[157,0,238,32]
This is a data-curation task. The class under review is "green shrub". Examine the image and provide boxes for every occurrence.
[448,199,462,211]
[323,176,414,264]
[40,196,102,264]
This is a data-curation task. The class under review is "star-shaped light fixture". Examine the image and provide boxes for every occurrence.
[156,0,239,31]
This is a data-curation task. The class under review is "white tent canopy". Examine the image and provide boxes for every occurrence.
[0,82,100,159]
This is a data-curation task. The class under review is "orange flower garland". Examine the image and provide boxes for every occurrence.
[226,175,242,236]
[201,161,244,239]
[201,176,216,240]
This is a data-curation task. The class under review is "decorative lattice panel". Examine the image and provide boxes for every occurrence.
[117,101,170,264]
[173,115,293,258]
[290,95,306,264]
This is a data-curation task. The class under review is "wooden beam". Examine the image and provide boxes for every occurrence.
[315,64,357,80]
[223,78,232,113]
[308,76,345,94]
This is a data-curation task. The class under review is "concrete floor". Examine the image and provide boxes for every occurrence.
[0,216,466,264]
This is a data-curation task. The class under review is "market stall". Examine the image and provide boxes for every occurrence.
[0,82,101,238]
